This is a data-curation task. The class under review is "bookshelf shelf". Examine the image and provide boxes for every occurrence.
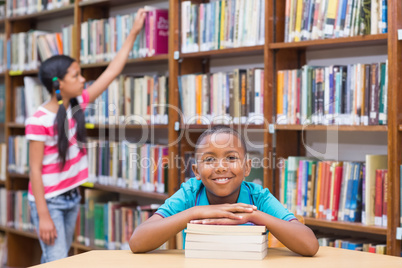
[78,0,146,8]
[304,218,387,236]
[85,183,169,201]
[181,45,264,59]
[7,123,25,129]
[0,180,5,186]
[0,19,5,25]
[8,70,38,76]
[7,4,75,22]
[269,34,388,50]
[0,225,6,232]
[72,242,105,251]
[80,54,169,69]
[7,173,29,179]
[6,227,38,240]
[85,124,168,130]
[181,124,266,132]
[275,125,388,132]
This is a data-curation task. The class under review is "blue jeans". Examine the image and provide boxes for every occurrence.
[29,188,81,263]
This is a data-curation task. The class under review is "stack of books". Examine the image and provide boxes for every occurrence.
[184,223,268,260]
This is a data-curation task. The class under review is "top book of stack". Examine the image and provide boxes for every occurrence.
[185,223,268,260]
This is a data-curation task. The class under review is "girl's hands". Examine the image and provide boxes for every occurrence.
[39,215,58,245]
[132,8,147,34]
[190,203,257,224]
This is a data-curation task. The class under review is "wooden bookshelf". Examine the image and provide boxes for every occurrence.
[6,227,37,240]
[6,122,25,129]
[72,242,105,251]
[269,34,388,50]
[7,4,75,22]
[85,124,169,130]
[267,0,401,257]
[1,0,401,265]
[80,54,169,69]
[181,45,264,59]
[78,0,146,7]
[7,172,29,179]
[275,125,388,132]
[8,70,39,76]
[181,124,266,132]
[85,183,169,201]
[304,218,387,236]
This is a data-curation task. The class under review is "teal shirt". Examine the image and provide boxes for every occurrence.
[155,178,296,246]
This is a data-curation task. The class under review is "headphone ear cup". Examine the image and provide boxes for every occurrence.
[53,80,60,90]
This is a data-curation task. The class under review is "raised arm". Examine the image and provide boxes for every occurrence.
[129,203,257,253]
[86,9,147,103]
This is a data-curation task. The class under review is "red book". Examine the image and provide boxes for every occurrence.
[149,9,168,56]
[374,169,385,226]
[331,165,343,221]
[382,170,388,227]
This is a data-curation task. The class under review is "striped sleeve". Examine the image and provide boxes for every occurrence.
[25,116,48,142]
[77,90,89,111]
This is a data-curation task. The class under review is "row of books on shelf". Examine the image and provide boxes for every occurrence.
[0,143,6,181]
[8,136,29,175]
[80,8,168,64]
[279,155,388,227]
[0,189,35,232]
[181,0,265,53]
[284,0,388,43]
[0,35,6,73]
[14,77,50,124]
[9,27,74,72]
[0,233,6,268]
[6,0,73,17]
[276,62,388,126]
[85,75,168,126]
[178,68,264,125]
[318,236,386,254]
[0,84,4,123]
[76,189,165,250]
[87,139,168,194]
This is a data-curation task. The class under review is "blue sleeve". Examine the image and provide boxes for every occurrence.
[155,179,197,218]
[254,187,296,221]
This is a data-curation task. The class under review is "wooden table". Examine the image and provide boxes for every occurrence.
[31,247,402,268]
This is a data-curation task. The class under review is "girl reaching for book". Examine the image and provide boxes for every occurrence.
[130,125,319,256]
[25,9,146,263]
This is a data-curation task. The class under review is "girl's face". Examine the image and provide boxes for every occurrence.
[192,133,251,204]
[59,61,86,99]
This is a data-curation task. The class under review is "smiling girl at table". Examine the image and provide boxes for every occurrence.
[129,125,319,256]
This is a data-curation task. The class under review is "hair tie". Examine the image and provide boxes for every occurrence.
[58,100,63,105]
[55,90,61,94]
[52,77,58,82]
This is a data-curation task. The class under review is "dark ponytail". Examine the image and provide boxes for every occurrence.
[39,55,87,169]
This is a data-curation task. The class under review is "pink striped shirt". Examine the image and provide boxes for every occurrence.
[25,90,90,201]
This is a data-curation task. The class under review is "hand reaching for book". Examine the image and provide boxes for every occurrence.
[132,8,146,34]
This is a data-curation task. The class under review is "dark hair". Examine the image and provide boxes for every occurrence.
[39,55,87,168]
[195,125,247,155]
